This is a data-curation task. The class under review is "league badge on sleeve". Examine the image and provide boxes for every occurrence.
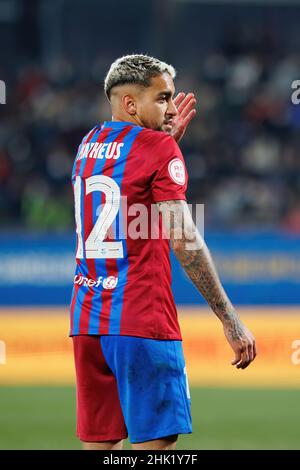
[168,158,186,185]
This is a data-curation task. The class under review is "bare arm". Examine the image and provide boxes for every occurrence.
[157,199,256,369]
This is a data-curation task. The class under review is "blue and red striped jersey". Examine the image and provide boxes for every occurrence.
[70,121,188,340]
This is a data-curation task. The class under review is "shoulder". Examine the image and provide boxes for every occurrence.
[137,128,181,158]
[138,128,177,145]
[137,130,186,181]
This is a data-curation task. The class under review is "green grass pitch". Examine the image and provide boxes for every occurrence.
[0,387,299,450]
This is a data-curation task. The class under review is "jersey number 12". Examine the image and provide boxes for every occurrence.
[74,175,124,259]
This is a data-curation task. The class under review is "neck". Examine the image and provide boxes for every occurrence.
[111,113,143,127]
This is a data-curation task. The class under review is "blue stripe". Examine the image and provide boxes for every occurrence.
[87,127,126,333]
[108,126,143,334]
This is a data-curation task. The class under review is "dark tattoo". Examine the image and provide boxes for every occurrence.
[157,200,244,334]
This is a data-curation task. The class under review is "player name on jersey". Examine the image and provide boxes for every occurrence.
[77,142,124,161]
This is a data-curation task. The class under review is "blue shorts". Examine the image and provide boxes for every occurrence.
[73,335,192,444]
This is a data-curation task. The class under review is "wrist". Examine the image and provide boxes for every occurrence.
[219,309,240,327]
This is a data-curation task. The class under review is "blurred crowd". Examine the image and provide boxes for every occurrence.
[1,50,300,232]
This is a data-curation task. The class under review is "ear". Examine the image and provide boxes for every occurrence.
[122,94,137,116]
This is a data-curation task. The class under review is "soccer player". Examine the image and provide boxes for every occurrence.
[70,54,256,451]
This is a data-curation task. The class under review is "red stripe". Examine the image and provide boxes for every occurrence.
[74,127,99,177]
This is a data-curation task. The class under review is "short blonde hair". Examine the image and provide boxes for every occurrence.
[104,54,176,100]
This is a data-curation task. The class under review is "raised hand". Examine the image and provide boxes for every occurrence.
[171,92,197,143]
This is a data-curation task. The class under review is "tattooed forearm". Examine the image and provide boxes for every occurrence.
[157,199,257,369]
[179,243,240,325]
[157,200,241,326]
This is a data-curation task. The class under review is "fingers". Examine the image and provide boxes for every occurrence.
[172,96,197,143]
[233,340,256,370]
[248,342,255,362]
[232,346,246,369]
[180,98,197,120]
[177,93,196,115]
[252,340,257,361]
[182,109,197,127]
[173,92,186,107]
[238,347,250,369]
[231,350,241,366]
[226,323,256,370]
[244,337,257,367]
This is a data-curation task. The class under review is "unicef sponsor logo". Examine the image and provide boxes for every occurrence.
[102,276,118,289]
[74,274,118,290]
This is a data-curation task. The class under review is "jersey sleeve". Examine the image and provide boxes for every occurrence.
[145,133,188,202]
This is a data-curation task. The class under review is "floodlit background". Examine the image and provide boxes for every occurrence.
[0,0,300,450]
